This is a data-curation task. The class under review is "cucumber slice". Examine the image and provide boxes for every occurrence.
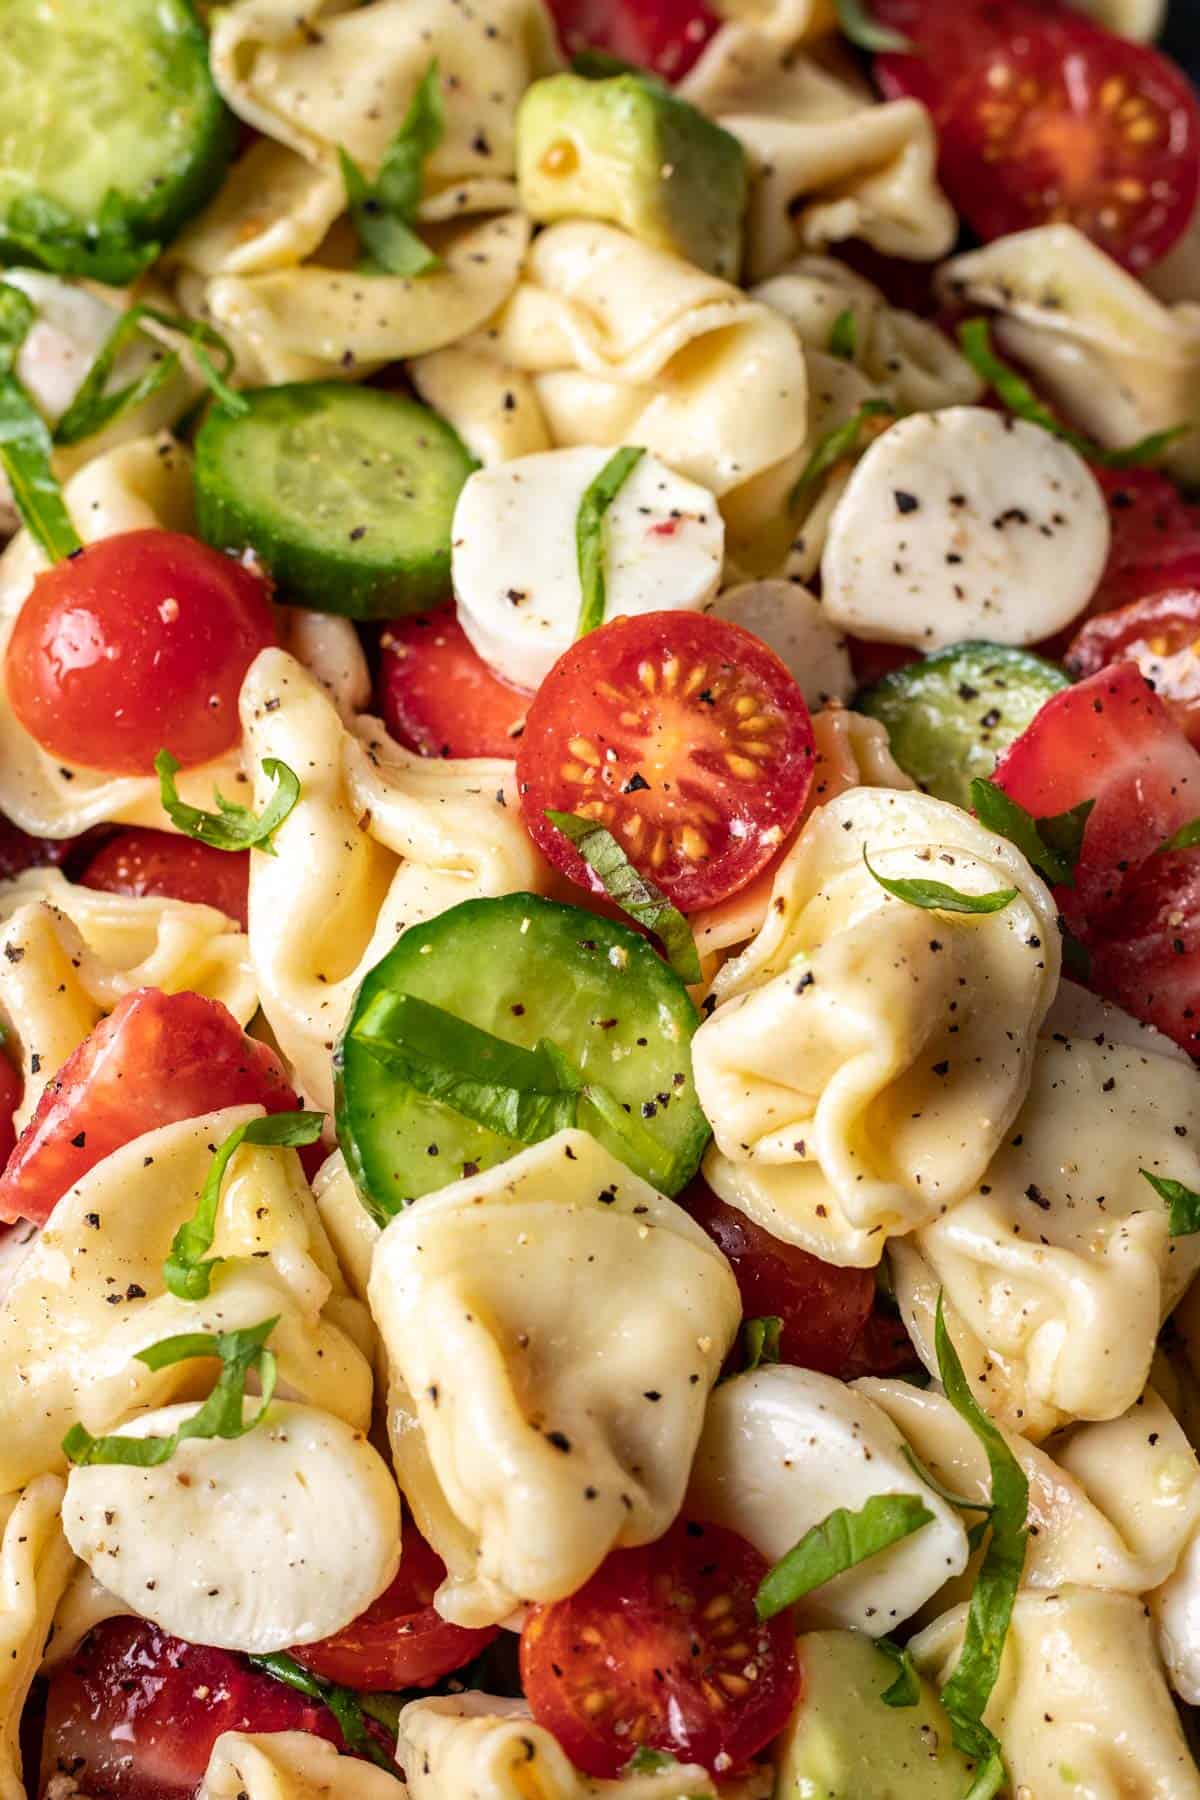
[856,641,1070,811]
[195,384,477,620]
[335,893,709,1220]
[0,0,234,282]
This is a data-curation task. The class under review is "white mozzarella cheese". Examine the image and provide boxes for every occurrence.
[701,580,853,710]
[62,1401,401,1653]
[686,1365,968,1634]
[451,447,724,690]
[820,407,1109,649]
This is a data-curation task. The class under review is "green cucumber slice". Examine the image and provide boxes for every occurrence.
[856,641,1070,811]
[195,384,477,620]
[0,0,234,282]
[335,893,709,1220]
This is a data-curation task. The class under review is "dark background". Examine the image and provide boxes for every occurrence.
[1165,0,1199,80]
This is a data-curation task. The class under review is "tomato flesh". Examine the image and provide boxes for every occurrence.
[518,612,816,914]
[41,1618,340,1800]
[0,1050,20,1173]
[0,989,304,1226]
[5,530,276,776]
[379,608,528,759]
[79,829,250,930]
[1066,588,1200,747]
[544,0,719,80]
[521,1520,799,1780]
[293,1528,497,1691]
[1089,850,1200,1056]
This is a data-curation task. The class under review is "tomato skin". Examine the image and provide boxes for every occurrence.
[41,1618,341,1800]
[521,1519,800,1780]
[1089,850,1200,1056]
[0,1050,20,1172]
[1091,468,1200,617]
[0,989,305,1226]
[683,1179,874,1376]
[840,1301,922,1381]
[78,828,250,929]
[518,612,816,915]
[0,815,78,881]
[5,530,276,776]
[544,0,718,80]
[379,608,529,759]
[293,1528,498,1691]
[1066,588,1200,747]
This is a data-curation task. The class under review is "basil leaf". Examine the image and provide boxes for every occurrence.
[249,1651,400,1775]
[339,61,443,277]
[2,190,160,287]
[788,399,895,511]
[741,1315,783,1372]
[863,850,1016,915]
[969,779,1093,889]
[545,810,702,982]
[575,446,647,637]
[934,1295,1028,1796]
[562,1057,681,1194]
[624,1749,680,1775]
[900,1443,994,1517]
[62,1317,279,1467]
[835,0,913,51]
[55,306,245,447]
[0,283,35,373]
[156,750,301,854]
[829,307,858,360]
[877,1637,921,1708]
[1141,1168,1200,1237]
[165,1111,326,1301]
[1159,816,1200,853]
[756,1492,935,1619]
[958,319,1192,470]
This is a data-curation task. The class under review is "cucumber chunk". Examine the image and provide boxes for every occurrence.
[195,384,477,619]
[335,893,709,1220]
[0,0,234,282]
[856,641,1070,811]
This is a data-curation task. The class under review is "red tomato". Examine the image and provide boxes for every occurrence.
[520,1520,800,1779]
[0,1050,20,1172]
[847,637,920,691]
[517,612,816,914]
[1066,588,1200,746]
[79,829,250,929]
[5,530,277,776]
[683,1178,874,1376]
[41,1618,340,1800]
[840,1302,922,1381]
[878,8,1200,273]
[0,989,304,1226]
[379,608,528,759]
[0,815,77,881]
[544,0,718,80]
[1091,468,1200,617]
[293,1528,497,1691]
[1089,849,1200,1056]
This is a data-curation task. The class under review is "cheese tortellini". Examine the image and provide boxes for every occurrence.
[201,1733,407,1800]
[370,1130,740,1627]
[0,1478,74,1800]
[693,789,1060,1264]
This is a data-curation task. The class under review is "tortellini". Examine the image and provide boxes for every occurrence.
[692,789,1060,1265]
[1069,0,1167,38]
[240,648,548,1111]
[0,1478,74,1800]
[369,1130,740,1628]
[0,1106,373,1491]
[201,1733,407,1800]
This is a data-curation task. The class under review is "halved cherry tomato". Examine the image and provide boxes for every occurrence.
[0,989,305,1226]
[683,1178,874,1376]
[0,815,77,881]
[544,0,719,80]
[293,1528,497,1691]
[0,1049,20,1172]
[5,530,276,776]
[1066,587,1200,747]
[1089,849,1200,1056]
[847,637,920,691]
[379,608,528,759]
[878,8,1200,273]
[79,829,250,929]
[41,1618,341,1800]
[840,1301,922,1381]
[517,612,816,914]
[521,1519,800,1779]
[1091,468,1200,617]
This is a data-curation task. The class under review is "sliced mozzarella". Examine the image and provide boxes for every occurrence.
[451,447,724,690]
[62,1401,401,1653]
[820,407,1109,649]
[686,1365,968,1634]
[3,272,124,427]
[702,580,853,710]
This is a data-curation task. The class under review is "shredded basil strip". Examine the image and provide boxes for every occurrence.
[55,305,245,446]
[164,1112,326,1301]
[789,398,895,511]
[969,778,1093,889]
[877,1637,921,1708]
[829,307,858,360]
[249,1651,401,1775]
[0,282,82,562]
[863,850,1016,916]
[756,1492,934,1620]
[835,0,914,50]
[155,750,301,855]
[544,810,702,982]
[900,1443,995,1518]
[1159,815,1200,853]
[958,320,1192,470]
[1141,1168,1200,1237]
[62,1317,279,1468]
[575,446,647,637]
[339,61,443,277]
[348,989,678,1190]
[741,1315,783,1372]
[2,190,160,288]
[934,1294,1028,1800]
